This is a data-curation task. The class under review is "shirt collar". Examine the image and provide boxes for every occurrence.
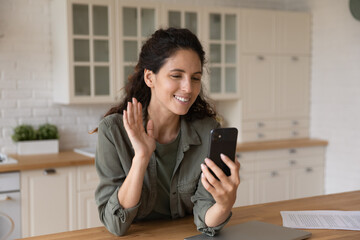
[179,116,201,152]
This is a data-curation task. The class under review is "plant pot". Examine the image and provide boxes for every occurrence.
[17,140,59,155]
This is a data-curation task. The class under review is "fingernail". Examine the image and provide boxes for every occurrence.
[204,158,210,164]
[201,173,205,178]
[201,164,206,170]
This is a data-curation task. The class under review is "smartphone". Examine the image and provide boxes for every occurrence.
[207,127,238,178]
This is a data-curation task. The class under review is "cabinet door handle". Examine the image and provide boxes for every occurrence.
[292,120,299,126]
[257,122,265,128]
[292,131,299,136]
[271,171,278,177]
[257,133,265,139]
[290,160,297,166]
[306,167,313,173]
[43,168,56,175]
[236,153,241,159]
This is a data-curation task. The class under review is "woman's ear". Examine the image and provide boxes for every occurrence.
[144,69,155,87]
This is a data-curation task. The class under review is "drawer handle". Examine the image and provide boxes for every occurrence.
[257,122,265,128]
[257,55,265,61]
[292,131,299,136]
[306,167,313,173]
[0,194,11,201]
[43,169,56,175]
[290,160,297,166]
[292,120,299,126]
[289,149,297,154]
[271,171,278,177]
[258,133,265,138]
[236,153,241,159]
[292,56,299,61]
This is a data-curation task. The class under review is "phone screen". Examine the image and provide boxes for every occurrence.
[207,127,238,178]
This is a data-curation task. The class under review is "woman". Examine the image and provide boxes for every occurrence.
[95,28,240,237]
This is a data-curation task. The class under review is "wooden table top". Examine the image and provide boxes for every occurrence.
[0,151,94,173]
[22,190,360,240]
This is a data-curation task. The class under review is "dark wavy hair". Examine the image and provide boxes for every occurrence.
[98,28,217,130]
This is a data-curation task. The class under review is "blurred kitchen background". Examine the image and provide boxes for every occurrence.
[1,0,360,205]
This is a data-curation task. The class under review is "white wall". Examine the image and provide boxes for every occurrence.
[309,0,360,194]
[0,0,108,153]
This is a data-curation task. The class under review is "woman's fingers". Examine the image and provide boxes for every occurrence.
[204,158,227,182]
[220,154,241,184]
[201,162,222,188]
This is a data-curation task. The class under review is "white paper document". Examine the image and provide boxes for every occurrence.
[281,210,360,231]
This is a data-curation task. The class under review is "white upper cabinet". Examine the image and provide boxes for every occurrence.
[277,11,311,55]
[161,5,202,38]
[51,0,116,104]
[116,1,161,94]
[241,9,277,54]
[203,8,240,100]
[241,9,310,55]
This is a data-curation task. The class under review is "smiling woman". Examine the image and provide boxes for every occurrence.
[93,28,240,237]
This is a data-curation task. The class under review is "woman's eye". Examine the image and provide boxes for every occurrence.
[171,75,181,79]
[192,77,201,81]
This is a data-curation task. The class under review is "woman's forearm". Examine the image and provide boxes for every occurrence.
[204,203,231,227]
[117,155,149,209]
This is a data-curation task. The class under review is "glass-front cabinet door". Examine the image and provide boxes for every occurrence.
[161,5,201,37]
[204,8,240,100]
[70,0,115,103]
[117,1,160,94]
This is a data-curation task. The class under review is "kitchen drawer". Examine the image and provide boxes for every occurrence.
[288,156,324,168]
[277,118,309,129]
[242,130,279,142]
[277,128,309,140]
[77,165,99,191]
[284,146,325,157]
[242,120,278,131]
[256,158,289,171]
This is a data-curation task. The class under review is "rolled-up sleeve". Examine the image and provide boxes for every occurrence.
[95,118,139,236]
[191,177,232,236]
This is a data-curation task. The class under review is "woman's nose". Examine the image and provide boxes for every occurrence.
[181,77,192,93]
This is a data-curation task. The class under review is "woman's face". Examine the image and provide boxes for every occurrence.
[145,49,202,117]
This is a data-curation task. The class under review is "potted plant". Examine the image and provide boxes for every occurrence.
[12,124,60,155]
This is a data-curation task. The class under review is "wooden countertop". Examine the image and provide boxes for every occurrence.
[237,138,328,152]
[21,190,360,240]
[0,138,327,173]
[0,151,94,173]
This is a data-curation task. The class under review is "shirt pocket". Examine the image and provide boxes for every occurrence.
[177,177,199,213]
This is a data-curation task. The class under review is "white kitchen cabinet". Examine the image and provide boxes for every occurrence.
[241,9,277,54]
[117,1,160,92]
[77,165,102,229]
[241,9,310,55]
[241,55,277,120]
[161,5,202,38]
[277,11,311,55]
[203,7,240,100]
[234,146,325,207]
[277,56,310,118]
[51,0,116,104]
[21,164,100,237]
[21,167,77,237]
[241,55,310,142]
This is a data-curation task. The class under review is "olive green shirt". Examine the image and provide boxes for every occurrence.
[145,133,180,220]
[95,113,231,236]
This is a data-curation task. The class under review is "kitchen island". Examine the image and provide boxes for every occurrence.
[21,190,360,240]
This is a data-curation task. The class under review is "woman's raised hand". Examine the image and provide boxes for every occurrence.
[123,98,156,163]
